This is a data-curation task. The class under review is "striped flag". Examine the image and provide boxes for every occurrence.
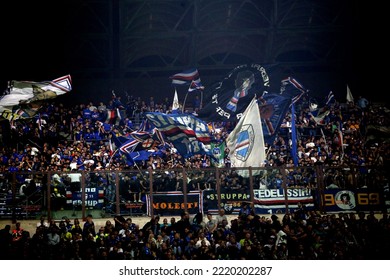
[119,136,140,154]
[188,78,205,93]
[280,77,307,104]
[170,68,200,85]
[137,118,166,146]
[325,91,335,105]
[145,112,213,158]
[105,108,121,125]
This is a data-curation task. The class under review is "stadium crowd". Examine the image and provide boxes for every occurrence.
[0,91,389,260]
[0,206,389,260]
[0,93,388,174]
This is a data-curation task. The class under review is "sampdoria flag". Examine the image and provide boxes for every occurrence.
[254,77,306,145]
[188,78,205,93]
[325,91,335,106]
[170,69,200,85]
[346,84,354,103]
[105,108,122,126]
[145,112,212,158]
[226,97,266,177]
[0,75,72,121]
[198,64,270,122]
[172,89,180,113]
[280,76,307,104]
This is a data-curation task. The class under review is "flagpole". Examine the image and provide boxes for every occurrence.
[109,148,147,181]
[182,81,192,113]
[107,148,119,167]
[133,161,148,182]
[200,89,203,109]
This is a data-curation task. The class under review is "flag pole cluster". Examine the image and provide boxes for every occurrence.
[169,68,204,112]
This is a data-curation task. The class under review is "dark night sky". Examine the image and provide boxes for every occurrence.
[0,1,383,104]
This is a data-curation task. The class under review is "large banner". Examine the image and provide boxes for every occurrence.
[146,191,201,216]
[253,188,315,214]
[203,189,251,215]
[322,189,384,212]
[198,64,270,122]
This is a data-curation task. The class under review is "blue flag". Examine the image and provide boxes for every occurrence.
[257,77,307,145]
[259,93,291,145]
[280,76,307,104]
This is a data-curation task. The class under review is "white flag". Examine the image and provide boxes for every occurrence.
[172,89,180,113]
[226,97,266,177]
[346,84,354,103]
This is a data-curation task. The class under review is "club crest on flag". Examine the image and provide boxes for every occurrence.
[226,97,266,177]
[233,124,255,162]
[142,138,154,149]
[212,146,221,157]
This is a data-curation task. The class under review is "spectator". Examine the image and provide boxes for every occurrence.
[215,209,228,226]
[0,225,12,259]
[11,222,24,243]
[357,96,369,110]
[47,226,60,258]
[83,214,96,240]
[205,212,218,233]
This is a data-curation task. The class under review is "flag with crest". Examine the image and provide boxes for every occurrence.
[198,64,271,122]
[226,97,266,177]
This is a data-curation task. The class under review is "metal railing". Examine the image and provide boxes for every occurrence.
[0,164,388,221]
